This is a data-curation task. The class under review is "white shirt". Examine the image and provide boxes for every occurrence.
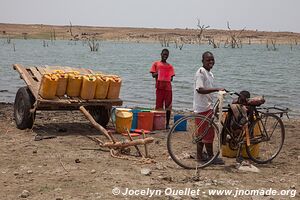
[193,67,214,113]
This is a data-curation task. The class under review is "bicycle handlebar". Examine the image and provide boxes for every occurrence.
[221,90,240,97]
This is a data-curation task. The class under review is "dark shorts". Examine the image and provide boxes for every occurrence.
[156,89,172,110]
[195,109,215,143]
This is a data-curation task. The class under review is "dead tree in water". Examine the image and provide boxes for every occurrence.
[88,37,99,51]
[42,40,49,47]
[158,35,170,47]
[208,38,219,48]
[196,19,209,45]
[68,21,79,40]
[22,33,28,40]
[266,39,277,51]
[247,36,251,45]
[174,37,185,50]
[6,36,11,44]
[225,22,245,48]
[50,29,56,41]
[69,21,73,37]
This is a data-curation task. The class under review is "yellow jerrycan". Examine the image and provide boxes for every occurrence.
[39,73,59,99]
[107,76,122,99]
[80,75,97,100]
[54,70,68,97]
[67,72,82,97]
[95,75,110,99]
[221,113,260,158]
[115,110,133,134]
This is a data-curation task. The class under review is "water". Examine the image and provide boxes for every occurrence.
[0,39,299,117]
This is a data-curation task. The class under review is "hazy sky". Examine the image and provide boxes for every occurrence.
[1,0,299,32]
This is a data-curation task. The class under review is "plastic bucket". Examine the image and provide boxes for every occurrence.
[115,111,133,134]
[174,114,187,131]
[130,109,141,130]
[111,107,132,124]
[151,110,166,130]
[137,112,154,131]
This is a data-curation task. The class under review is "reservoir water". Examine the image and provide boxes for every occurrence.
[0,39,299,117]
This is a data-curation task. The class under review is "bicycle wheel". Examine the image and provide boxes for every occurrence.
[167,115,220,169]
[246,113,285,164]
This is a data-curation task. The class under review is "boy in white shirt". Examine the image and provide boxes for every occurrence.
[193,51,225,164]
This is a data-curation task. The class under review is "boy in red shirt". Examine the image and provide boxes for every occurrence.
[150,49,175,129]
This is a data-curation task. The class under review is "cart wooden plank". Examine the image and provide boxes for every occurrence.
[37,66,47,75]
[29,67,42,82]
[13,64,39,98]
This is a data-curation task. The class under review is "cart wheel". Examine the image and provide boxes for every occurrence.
[89,106,111,127]
[14,86,36,130]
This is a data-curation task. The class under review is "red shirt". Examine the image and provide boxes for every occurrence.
[150,61,175,91]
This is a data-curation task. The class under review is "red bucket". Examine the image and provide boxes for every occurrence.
[151,110,166,130]
[137,112,154,131]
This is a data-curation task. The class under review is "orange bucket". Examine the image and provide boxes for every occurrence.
[137,112,154,131]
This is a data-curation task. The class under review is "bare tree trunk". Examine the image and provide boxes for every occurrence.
[69,21,73,37]
[196,19,210,45]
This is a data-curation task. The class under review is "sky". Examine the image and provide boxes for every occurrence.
[0,0,299,33]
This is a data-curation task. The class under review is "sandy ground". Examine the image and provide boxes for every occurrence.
[0,23,300,45]
[0,102,299,200]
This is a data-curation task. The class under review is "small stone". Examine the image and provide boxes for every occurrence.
[212,180,218,185]
[75,159,81,163]
[158,175,172,182]
[27,170,33,174]
[91,169,96,174]
[43,163,47,166]
[237,163,260,173]
[56,197,63,200]
[194,182,204,187]
[141,168,151,176]
[20,190,30,198]
[13,172,19,176]
[279,178,285,183]
[155,163,165,170]
[54,188,62,192]
[169,195,181,200]
[290,185,296,189]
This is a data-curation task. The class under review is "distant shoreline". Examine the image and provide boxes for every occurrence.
[0,23,300,45]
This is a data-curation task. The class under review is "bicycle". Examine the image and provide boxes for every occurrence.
[167,91,288,169]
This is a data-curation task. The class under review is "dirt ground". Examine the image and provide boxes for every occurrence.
[0,23,300,45]
[0,103,299,200]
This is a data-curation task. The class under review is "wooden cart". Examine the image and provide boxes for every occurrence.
[13,64,154,160]
[13,64,123,130]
